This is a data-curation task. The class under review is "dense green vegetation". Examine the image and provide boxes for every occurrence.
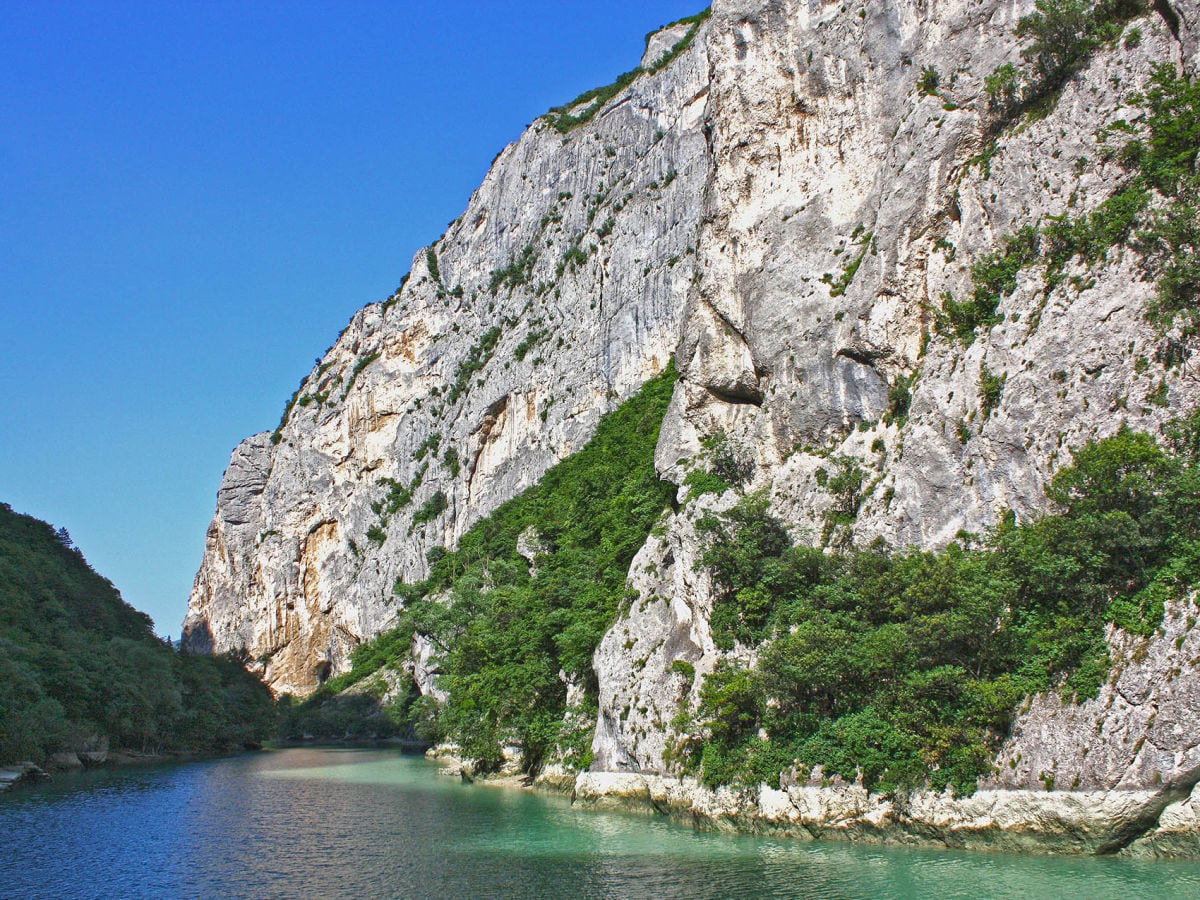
[0,504,275,764]
[544,10,710,133]
[288,365,678,768]
[673,415,1200,795]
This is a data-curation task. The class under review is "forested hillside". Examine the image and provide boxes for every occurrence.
[0,503,274,765]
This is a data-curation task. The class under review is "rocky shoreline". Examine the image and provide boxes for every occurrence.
[567,772,1200,860]
[427,746,1200,860]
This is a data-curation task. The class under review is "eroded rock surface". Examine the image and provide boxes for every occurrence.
[184,19,712,694]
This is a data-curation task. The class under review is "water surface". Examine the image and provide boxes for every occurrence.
[2,748,1197,898]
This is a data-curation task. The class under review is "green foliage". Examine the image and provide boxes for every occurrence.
[983,1,1147,120]
[342,351,381,399]
[544,10,710,133]
[425,248,441,284]
[0,504,274,764]
[683,470,732,500]
[557,244,589,277]
[978,365,1007,417]
[682,416,1200,795]
[447,326,502,404]
[413,432,441,462]
[489,244,538,293]
[955,63,1199,344]
[917,67,940,96]
[1123,65,1200,195]
[276,618,448,744]
[378,477,413,515]
[443,447,461,478]
[411,491,449,528]
[1123,66,1200,335]
[375,364,678,770]
[939,226,1038,344]
[514,328,549,362]
[697,493,794,649]
[671,659,696,683]
[822,230,873,298]
[883,370,919,426]
[984,63,1021,113]
[684,430,753,500]
[271,374,309,444]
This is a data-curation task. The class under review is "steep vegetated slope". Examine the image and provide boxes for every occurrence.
[188,1,1200,854]
[0,504,274,768]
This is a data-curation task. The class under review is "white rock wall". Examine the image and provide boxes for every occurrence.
[592,0,1200,804]
[183,20,713,695]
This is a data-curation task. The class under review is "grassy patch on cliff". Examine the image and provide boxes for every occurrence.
[0,504,276,764]
[299,363,678,768]
[672,414,1200,796]
[544,10,710,133]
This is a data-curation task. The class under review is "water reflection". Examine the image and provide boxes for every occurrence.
[2,748,1198,899]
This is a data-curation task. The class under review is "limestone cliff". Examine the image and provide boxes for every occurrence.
[594,0,1200,778]
[184,17,711,695]
[186,0,1200,853]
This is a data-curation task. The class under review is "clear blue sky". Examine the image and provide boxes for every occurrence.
[1,0,705,635]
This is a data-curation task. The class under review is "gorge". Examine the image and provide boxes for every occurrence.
[181,0,1200,857]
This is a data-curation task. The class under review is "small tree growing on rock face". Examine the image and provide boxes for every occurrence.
[702,430,754,488]
[984,63,1020,113]
[1017,0,1096,85]
[917,66,940,96]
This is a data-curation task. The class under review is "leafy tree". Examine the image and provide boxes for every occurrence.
[683,414,1200,795]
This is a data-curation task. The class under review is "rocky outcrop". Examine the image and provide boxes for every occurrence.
[188,0,1200,854]
[0,763,46,792]
[570,770,1187,857]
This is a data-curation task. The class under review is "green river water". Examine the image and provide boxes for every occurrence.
[1,747,1197,898]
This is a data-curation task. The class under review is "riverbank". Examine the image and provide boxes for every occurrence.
[0,745,264,792]
[425,746,1200,860]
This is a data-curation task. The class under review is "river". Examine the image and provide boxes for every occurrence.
[2,748,1198,899]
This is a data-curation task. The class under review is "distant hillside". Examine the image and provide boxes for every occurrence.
[0,502,274,766]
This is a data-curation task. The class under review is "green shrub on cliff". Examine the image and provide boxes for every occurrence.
[544,10,710,133]
[318,364,678,770]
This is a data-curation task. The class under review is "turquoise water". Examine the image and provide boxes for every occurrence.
[1,748,1198,899]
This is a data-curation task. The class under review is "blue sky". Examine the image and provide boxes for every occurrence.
[1,0,706,634]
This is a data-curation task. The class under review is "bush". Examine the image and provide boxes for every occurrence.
[917,67,940,96]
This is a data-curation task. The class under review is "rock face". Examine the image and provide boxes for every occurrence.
[590,0,1200,799]
[184,18,712,694]
[188,0,1200,852]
